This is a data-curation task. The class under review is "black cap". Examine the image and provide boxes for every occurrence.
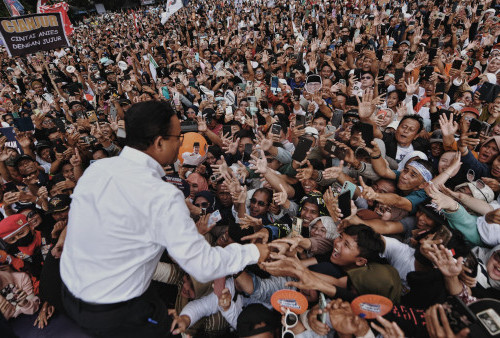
[35,141,52,153]
[237,304,280,337]
[46,194,71,214]
[14,154,35,169]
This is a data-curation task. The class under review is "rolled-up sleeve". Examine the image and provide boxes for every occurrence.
[155,189,260,283]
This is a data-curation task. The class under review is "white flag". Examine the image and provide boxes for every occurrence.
[162,0,183,24]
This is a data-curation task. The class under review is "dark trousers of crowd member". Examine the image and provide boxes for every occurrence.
[62,282,178,338]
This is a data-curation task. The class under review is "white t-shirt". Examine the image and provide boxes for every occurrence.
[381,236,415,290]
[395,144,414,163]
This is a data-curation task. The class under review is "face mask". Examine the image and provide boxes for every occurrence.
[13,231,35,248]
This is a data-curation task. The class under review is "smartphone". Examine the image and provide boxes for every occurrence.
[324,139,336,154]
[293,88,301,101]
[452,59,463,70]
[244,143,253,157]
[476,4,484,15]
[442,296,476,334]
[431,37,439,48]
[331,109,344,128]
[271,76,279,89]
[296,114,306,128]
[292,137,313,162]
[317,292,327,324]
[428,47,437,61]
[223,125,232,136]
[225,105,233,116]
[180,121,199,133]
[395,68,404,82]
[208,210,221,227]
[338,190,351,218]
[255,87,262,100]
[478,82,494,103]
[213,276,226,298]
[161,86,170,100]
[54,139,67,153]
[423,66,434,79]
[463,252,479,278]
[3,181,17,193]
[341,181,357,199]
[358,122,374,148]
[432,225,453,246]
[339,79,346,86]
[195,53,200,62]
[271,123,282,135]
[291,217,303,237]
[387,39,394,48]
[117,128,126,138]
[469,118,483,139]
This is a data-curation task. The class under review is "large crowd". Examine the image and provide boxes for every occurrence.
[0,0,499,336]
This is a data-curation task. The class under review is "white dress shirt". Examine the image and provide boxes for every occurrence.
[60,146,260,304]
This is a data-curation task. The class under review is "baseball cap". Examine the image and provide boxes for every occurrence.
[237,304,280,337]
[304,126,319,139]
[46,194,71,214]
[461,107,480,117]
[0,214,28,240]
[455,182,494,203]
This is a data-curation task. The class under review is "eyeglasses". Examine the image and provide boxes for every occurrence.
[27,211,37,219]
[250,198,268,207]
[164,134,184,142]
[194,202,210,208]
[345,117,359,124]
[282,308,298,338]
[463,116,474,122]
[361,76,372,80]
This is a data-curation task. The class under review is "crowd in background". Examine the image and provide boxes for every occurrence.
[0,0,499,336]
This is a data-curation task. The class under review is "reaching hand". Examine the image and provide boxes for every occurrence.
[371,316,405,338]
[241,228,269,244]
[249,149,268,175]
[427,244,463,278]
[425,183,457,211]
[359,177,379,202]
[239,214,262,229]
[323,160,344,180]
[425,304,469,338]
[438,113,459,137]
[273,184,288,206]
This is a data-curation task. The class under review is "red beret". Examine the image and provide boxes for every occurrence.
[0,214,28,240]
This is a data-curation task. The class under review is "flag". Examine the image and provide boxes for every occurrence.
[133,11,139,33]
[36,0,48,13]
[162,0,184,24]
[39,2,73,36]
[3,0,24,16]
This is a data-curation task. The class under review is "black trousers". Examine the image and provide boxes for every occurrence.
[62,282,176,338]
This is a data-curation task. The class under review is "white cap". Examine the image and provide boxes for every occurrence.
[304,126,319,139]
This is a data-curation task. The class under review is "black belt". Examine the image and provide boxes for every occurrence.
[62,282,134,312]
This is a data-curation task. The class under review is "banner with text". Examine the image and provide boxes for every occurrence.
[0,12,70,57]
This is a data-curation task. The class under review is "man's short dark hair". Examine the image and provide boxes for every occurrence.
[400,114,424,133]
[344,225,385,262]
[125,101,176,151]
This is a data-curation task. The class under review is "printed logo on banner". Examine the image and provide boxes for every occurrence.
[0,12,70,57]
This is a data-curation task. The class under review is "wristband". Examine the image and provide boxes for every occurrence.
[315,170,323,183]
[370,154,381,159]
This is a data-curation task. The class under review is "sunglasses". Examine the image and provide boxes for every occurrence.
[361,76,372,80]
[27,211,37,219]
[250,198,268,207]
[282,308,298,338]
[345,117,359,124]
[194,202,210,208]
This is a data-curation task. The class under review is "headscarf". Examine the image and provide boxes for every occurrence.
[398,151,428,171]
[309,216,339,240]
[193,191,216,213]
[186,172,209,193]
[480,136,500,155]
[472,244,500,290]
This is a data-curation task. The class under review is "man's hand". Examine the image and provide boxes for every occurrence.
[170,309,191,335]
[249,149,268,175]
[306,304,330,336]
[51,220,67,239]
[371,316,405,338]
[239,214,262,229]
[359,177,379,202]
[425,304,469,338]
[241,228,269,244]
[218,288,231,311]
[196,213,215,235]
[0,294,15,319]
[323,160,344,180]
[273,184,288,206]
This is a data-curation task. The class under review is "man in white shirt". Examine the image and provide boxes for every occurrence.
[60,101,270,337]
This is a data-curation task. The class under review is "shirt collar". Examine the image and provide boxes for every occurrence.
[119,146,165,178]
